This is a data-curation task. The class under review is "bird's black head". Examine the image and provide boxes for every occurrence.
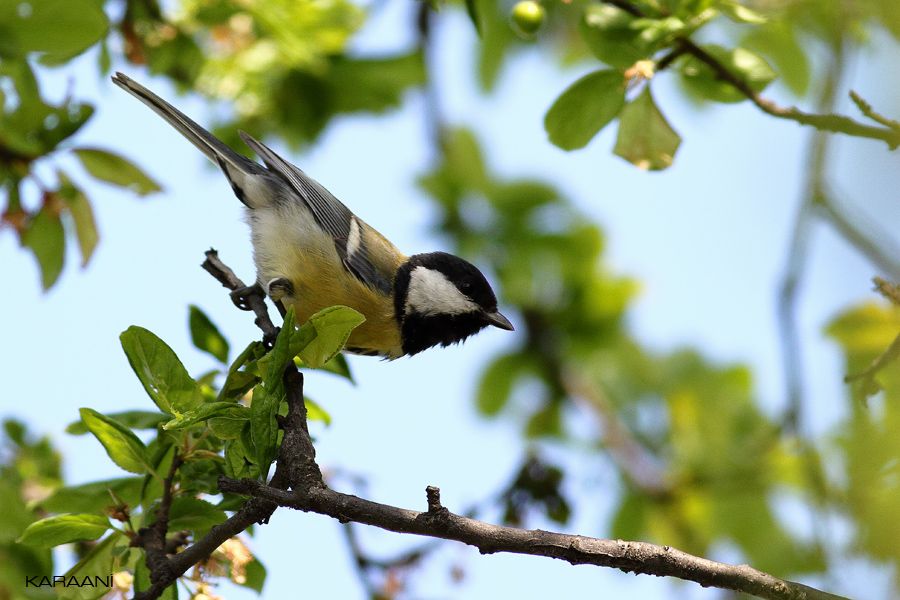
[394,252,514,356]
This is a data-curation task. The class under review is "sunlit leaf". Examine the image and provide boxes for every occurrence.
[66,411,166,435]
[293,305,365,368]
[304,396,331,425]
[163,402,244,431]
[79,409,151,475]
[716,0,767,24]
[120,326,202,415]
[17,514,110,547]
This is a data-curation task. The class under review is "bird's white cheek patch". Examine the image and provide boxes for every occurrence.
[406,267,479,316]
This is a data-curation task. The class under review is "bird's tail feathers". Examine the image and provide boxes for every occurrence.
[111,72,261,183]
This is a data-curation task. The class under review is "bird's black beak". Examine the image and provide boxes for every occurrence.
[484,311,514,331]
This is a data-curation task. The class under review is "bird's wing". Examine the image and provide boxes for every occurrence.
[239,131,399,294]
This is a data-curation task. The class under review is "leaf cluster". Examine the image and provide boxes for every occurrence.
[14,304,364,598]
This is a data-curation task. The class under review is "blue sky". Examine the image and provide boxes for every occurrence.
[1,3,898,599]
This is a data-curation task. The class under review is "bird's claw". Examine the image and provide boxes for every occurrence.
[230,283,265,312]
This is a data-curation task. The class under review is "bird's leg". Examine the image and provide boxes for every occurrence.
[266,277,294,303]
[230,282,266,311]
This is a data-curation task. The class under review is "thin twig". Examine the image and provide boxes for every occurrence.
[873,277,900,305]
[606,0,900,148]
[201,249,279,342]
[849,90,900,131]
[844,332,900,385]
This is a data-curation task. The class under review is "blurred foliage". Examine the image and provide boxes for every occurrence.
[2,0,900,598]
[0,419,61,600]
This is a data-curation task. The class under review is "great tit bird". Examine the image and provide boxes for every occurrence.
[112,73,513,358]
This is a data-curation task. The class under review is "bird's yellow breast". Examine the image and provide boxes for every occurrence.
[285,247,402,357]
[249,207,405,358]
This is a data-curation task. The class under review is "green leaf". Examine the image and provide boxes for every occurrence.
[79,408,151,474]
[580,5,648,68]
[208,407,251,439]
[0,0,108,62]
[167,497,227,538]
[252,310,297,478]
[38,478,143,515]
[66,411,167,435]
[73,147,161,196]
[134,559,179,600]
[188,305,230,363]
[218,341,266,401]
[57,171,99,267]
[17,514,110,547]
[331,52,426,114]
[293,305,366,368]
[218,370,259,402]
[525,401,563,438]
[476,0,517,91]
[22,204,65,290]
[310,353,354,383]
[58,533,124,600]
[0,95,94,156]
[120,326,202,415]
[224,434,257,480]
[477,352,533,416]
[680,45,775,103]
[614,86,681,171]
[304,397,331,425]
[544,69,626,150]
[741,23,810,96]
[716,0,767,24]
[241,558,267,593]
[163,402,247,431]
[465,0,481,35]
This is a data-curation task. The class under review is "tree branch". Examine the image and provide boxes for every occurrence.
[608,0,900,148]
[219,476,847,600]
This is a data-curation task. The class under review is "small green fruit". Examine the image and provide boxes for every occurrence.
[511,1,545,37]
